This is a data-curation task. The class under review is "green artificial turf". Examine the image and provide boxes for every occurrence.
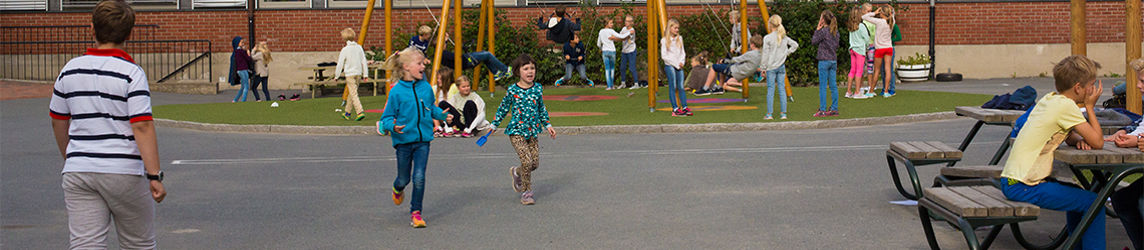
[153,87,993,126]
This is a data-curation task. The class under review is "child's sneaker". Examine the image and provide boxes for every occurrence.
[753,72,764,82]
[494,69,512,81]
[629,83,640,90]
[780,113,788,120]
[713,87,725,95]
[510,166,523,192]
[883,92,894,98]
[618,81,627,89]
[845,92,853,98]
[683,107,693,116]
[587,80,595,87]
[865,93,876,98]
[605,87,614,90]
[460,132,473,138]
[853,93,870,99]
[813,111,826,117]
[827,110,839,116]
[554,78,564,87]
[764,114,774,120]
[342,112,352,120]
[694,88,712,96]
[520,191,535,205]
[355,113,366,121]
[410,211,427,228]
[392,187,404,205]
[671,108,683,117]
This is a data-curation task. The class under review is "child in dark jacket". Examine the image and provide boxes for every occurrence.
[229,36,254,103]
[811,10,841,117]
[536,6,581,45]
[556,34,591,86]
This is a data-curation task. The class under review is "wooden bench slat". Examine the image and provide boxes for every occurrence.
[909,141,945,159]
[940,165,1003,178]
[970,186,1040,217]
[891,142,926,159]
[924,141,963,159]
[1105,147,1144,163]
[947,186,1014,216]
[924,188,989,217]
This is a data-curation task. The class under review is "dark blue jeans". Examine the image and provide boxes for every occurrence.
[466,51,508,74]
[817,60,838,111]
[1001,178,1105,250]
[250,75,270,101]
[620,51,639,84]
[1111,180,1143,250]
[232,70,251,102]
[393,142,430,213]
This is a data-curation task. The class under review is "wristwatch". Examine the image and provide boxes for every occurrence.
[146,171,164,182]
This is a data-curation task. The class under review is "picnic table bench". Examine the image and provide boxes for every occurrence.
[296,65,388,99]
[917,185,1041,250]
[885,141,963,200]
[952,106,1027,167]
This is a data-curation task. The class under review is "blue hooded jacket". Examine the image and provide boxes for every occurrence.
[379,78,448,147]
[227,36,242,86]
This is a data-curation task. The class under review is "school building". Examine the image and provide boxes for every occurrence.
[2,0,1141,93]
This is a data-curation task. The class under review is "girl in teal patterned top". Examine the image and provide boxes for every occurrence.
[488,54,557,205]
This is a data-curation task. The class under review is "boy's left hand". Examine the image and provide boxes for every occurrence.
[547,127,557,139]
[1084,79,1103,107]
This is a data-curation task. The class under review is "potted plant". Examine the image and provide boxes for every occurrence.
[897,52,931,82]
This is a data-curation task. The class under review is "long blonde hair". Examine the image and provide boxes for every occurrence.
[768,15,786,43]
[382,48,424,83]
[665,19,681,50]
[880,5,896,27]
[820,10,837,36]
[255,41,272,63]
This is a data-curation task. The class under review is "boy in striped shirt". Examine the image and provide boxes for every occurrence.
[49,0,167,248]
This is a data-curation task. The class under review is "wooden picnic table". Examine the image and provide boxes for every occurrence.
[1053,142,1144,249]
[296,65,388,99]
[952,106,1028,167]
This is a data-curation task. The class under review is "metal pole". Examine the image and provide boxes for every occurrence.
[247,0,255,45]
[928,0,936,80]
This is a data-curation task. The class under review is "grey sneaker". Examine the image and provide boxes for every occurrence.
[520,191,535,205]
[510,167,523,192]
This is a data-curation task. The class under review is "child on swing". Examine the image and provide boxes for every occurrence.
[706,35,764,96]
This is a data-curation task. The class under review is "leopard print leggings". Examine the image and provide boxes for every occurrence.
[510,135,539,192]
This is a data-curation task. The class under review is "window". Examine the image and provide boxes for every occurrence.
[193,0,246,8]
[61,0,177,10]
[0,0,48,11]
[258,0,308,9]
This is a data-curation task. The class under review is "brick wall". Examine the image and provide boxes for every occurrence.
[2,1,1141,53]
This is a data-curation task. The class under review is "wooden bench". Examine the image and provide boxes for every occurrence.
[885,141,963,200]
[294,79,388,99]
[917,185,1041,250]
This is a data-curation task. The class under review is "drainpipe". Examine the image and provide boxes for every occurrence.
[247,0,255,44]
[928,0,935,80]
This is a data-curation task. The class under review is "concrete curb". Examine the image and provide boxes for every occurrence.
[154,111,959,135]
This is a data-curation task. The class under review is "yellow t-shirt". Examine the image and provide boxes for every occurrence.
[1001,92,1087,185]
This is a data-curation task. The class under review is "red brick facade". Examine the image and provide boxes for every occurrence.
[2,1,1141,52]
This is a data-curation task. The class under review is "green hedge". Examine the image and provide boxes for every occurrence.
[369,0,904,89]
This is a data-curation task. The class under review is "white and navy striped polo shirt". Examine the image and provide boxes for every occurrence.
[49,48,152,176]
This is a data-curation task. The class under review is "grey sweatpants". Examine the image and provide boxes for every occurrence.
[62,172,156,249]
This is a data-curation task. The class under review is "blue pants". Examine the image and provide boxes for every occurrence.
[620,51,639,85]
[393,141,430,213]
[1001,178,1105,250]
[818,60,838,111]
[233,70,251,102]
[711,63,732,79]
[878,46,896,94]
[250,75,270,101]
[563,63,588,82]
[663,64,686,109]
[466,51,508,74]
[765,65,788,115]
[602,51,616,88]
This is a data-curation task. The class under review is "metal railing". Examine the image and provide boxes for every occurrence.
[0,25,211,84]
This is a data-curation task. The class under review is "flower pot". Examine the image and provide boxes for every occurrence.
[897,64,931,82]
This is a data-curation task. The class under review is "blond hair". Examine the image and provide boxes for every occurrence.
[255,41,272,63]
[456,75,471,86]
[1131,58,1144,73]
[1053,55,1102,92]
[418,25,433,36]
[768,15,786,44]
[382,48,425,83]
[340,28,356,41]
[665,19,681,50]
[728,10,739,23]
